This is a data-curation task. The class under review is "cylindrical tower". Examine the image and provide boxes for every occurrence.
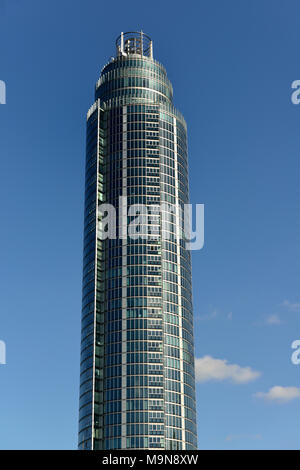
[79,32,197,450]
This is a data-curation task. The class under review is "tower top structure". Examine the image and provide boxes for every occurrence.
[116,31,153,59]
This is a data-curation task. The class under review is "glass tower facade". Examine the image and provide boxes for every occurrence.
[78,32,197,450]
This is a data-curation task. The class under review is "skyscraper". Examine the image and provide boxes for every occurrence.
[79,31,197,450]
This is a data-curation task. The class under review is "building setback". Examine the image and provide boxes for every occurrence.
[79,31,197,450]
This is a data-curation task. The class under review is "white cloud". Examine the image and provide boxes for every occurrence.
[196,309,217,321]
[255,386,300,403]
[196,308,233,322]
[195,356,261,384]
[282,300,300,312]
[265,314,281,325]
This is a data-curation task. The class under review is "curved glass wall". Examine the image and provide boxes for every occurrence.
[79,32,197,451]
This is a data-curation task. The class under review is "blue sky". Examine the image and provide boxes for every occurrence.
[0,0,300,450]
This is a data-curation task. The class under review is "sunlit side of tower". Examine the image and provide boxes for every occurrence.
[78,32,197,450]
